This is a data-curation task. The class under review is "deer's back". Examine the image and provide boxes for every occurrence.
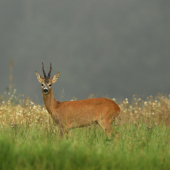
[52,98,120,128]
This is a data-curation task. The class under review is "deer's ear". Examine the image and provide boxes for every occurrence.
[35,72,43,83]
[52,72,60,84]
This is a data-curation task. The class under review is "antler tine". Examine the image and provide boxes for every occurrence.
[42,62,46,78]
[48,62,52,78]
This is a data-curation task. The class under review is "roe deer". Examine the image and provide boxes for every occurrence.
[35,63,120,136]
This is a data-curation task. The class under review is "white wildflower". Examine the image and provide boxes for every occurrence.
[125,98,129,104]
[144,102,147,106]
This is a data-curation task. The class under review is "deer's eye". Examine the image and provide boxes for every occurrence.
[41,84,44,86]
[49,84,52,87]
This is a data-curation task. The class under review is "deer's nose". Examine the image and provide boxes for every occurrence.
[43,89,48,93]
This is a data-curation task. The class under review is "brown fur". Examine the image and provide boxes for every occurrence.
[35,64,120,136]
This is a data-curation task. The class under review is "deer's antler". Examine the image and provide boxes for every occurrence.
[42,62,47,78]
[48,63,52,78]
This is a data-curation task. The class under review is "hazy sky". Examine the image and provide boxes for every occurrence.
[0,0,170,104]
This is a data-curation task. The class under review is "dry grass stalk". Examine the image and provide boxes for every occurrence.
[1,92,170,131]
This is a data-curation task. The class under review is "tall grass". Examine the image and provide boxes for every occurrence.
[1,90,170,169]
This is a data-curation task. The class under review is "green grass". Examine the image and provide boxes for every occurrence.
[2,62,170,169]
[0,123,170,170]
[1,91,170,169]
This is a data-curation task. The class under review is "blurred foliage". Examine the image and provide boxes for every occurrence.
[1,91,170,169]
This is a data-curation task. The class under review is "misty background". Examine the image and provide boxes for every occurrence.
[0,0,170,104]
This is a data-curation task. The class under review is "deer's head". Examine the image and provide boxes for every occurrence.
[35,62,60,95]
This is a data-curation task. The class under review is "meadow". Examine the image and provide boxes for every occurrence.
[0,90,170,170]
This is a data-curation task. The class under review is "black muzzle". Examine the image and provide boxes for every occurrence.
[43,89,48,93]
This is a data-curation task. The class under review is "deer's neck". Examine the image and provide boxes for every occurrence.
[42,89,60,115]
